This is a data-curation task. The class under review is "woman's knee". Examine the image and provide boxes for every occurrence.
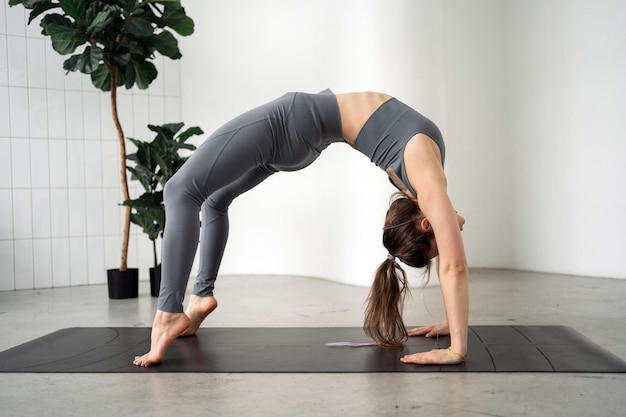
[164,175,201,209]
[203,192,233,214]
[163,177,181,202]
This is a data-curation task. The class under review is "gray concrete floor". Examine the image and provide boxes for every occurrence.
[0,269,625,417]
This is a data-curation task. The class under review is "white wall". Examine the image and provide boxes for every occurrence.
[0,3,183,291]
[441,0,514,269]
[180,0,454,286]
[181,0,626,284]
[507,0,626,278]
[1,0,625,292]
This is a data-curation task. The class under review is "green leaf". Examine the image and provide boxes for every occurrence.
[123,63,135,89]
[9,0,44,7]
[128,209,162,241]
[110,51,132,67]
[126,166,152,193]
[148,124,178,149]
[161,5,194,36]
[125,191,164,209]
[133,140,155,168]
[174,143,196,152]
[147,147,171,177]
[176,126,203,144]
[152,30,180,59]
[125,191,165,240]
[62,54,81,72]
[101,42,132,68]
[132,59,157,89]
[126,136,143,149]
[40,13,71,35]
[64,48,106,75]
[75,45,103,73]
[86,9,113,34]
[12,0,61,24]
[41,14,85,54]
[47,27,84,55]
[124,17,154,38]
[119,0,139,10]
[170,15,194,36]
[59,0,86,23]
[90,63,114,91]
[150,122,183,137]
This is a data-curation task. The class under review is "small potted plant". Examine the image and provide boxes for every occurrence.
[10,0,196,298]
[124,123,203,296]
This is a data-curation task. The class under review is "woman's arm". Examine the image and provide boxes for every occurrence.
[399,134,469,364]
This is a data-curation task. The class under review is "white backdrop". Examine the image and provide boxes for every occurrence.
[180,0,450,286]
[179,0,626,285]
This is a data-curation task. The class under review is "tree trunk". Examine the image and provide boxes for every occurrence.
[109,66,131,271]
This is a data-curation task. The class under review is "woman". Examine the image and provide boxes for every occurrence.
[133,89,468,367]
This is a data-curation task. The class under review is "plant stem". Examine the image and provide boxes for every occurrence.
[152,239,158,269]
[108,65,131,272]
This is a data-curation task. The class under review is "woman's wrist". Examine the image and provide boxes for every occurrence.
[447,346,467,362]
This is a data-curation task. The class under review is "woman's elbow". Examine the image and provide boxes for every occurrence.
[439,261,468,279]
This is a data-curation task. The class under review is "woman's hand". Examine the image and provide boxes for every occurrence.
[400,347,465,365]
[407,322,449,338]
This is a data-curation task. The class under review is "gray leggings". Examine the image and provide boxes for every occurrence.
[157,90,343,313]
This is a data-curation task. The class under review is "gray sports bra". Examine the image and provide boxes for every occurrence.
[354,97,445,196]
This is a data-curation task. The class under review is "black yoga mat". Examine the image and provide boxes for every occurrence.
[0,326,624,373]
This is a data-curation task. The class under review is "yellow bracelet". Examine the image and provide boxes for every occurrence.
[447,346,467,362]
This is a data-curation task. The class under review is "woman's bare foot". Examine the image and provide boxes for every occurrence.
[133,310,190,367]
[180,295,218,336]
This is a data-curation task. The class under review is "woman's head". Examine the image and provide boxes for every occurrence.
[382,193,436,267]
[364,193,434,348]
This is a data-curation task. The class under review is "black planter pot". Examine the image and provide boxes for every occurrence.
[149,266,161,298]
[107,268,139,299]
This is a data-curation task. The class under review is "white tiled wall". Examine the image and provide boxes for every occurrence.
[0,3,183,291]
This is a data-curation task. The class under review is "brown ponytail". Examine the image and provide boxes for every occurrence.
[364,193,434,348]
[364,258,410,348]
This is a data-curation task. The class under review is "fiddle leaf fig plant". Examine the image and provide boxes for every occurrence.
[9,0,195,272]
[124,123,202,268]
